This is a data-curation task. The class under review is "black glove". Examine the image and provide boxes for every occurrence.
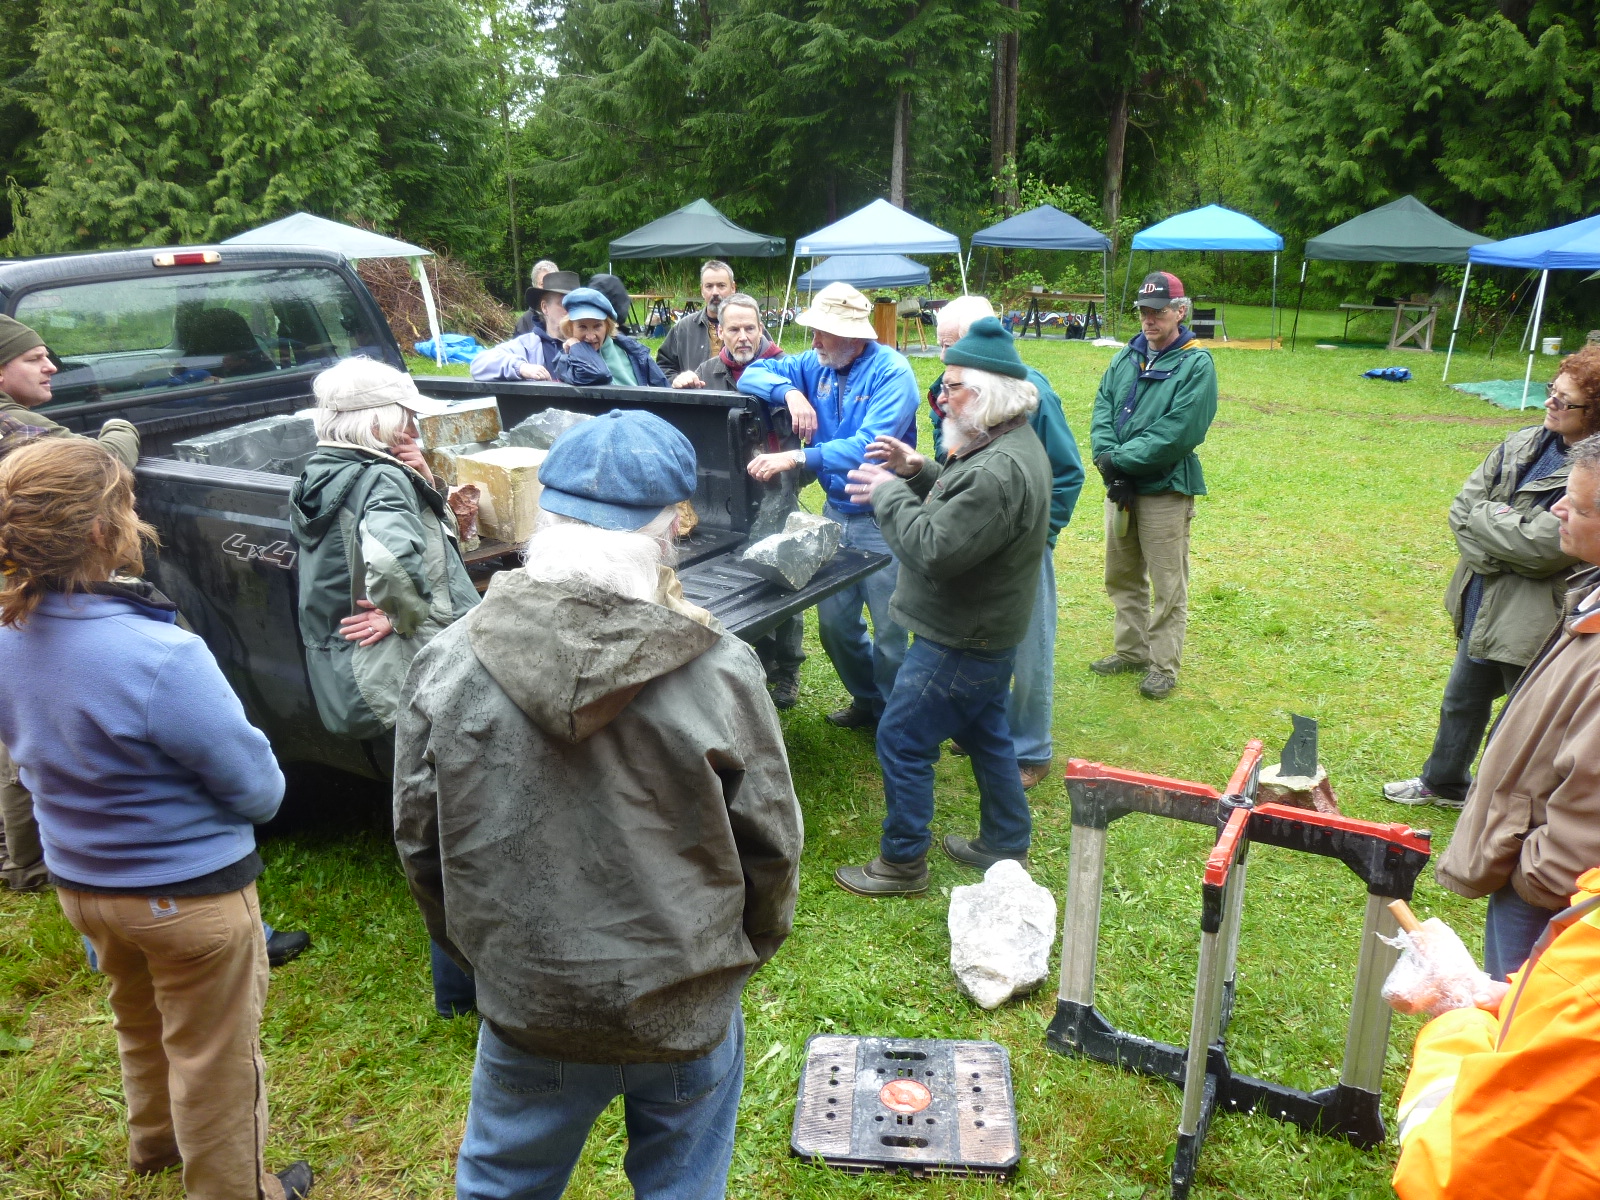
[1095,454,1137,509]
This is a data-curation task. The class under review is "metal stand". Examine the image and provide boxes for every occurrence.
[1044,743,1433,1199]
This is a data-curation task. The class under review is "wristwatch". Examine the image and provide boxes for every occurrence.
[791,449,806,468]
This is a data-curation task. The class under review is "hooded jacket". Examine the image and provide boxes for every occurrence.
[553,333,670,389]
[394,568,803,1063]
[1088,329,1217,496]
[470,324,564,383]
[289,445,480,740]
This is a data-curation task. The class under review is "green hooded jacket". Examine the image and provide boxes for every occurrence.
[1088,333,1217,496]
[289,446,480,739]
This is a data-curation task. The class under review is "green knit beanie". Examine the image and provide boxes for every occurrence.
[943,316,1027,380]
[0,314,45,368]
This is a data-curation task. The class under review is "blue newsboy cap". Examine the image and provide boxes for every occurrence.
[539,409,697,531]
[562,287,617,323]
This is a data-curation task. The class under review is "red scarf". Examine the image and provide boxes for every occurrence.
[718,337,783,384]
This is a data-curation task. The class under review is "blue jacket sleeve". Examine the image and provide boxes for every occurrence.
[553,341,613,386]
[470,333,546,382]
[145,638,285,824]
[806,360,920,475]
[620,337,670,387]
[737,357,813,406]
[1029,377,1085,539]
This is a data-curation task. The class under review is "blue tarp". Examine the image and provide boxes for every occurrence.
[971,204,1110,251]
[413,334,480,364]
[1468,212,1600,270]
[795,199,960,257]
[798,254,930,291]
[1131,204,1284,252]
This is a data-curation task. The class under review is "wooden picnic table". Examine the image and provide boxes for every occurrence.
[1339,301,1440,352]
[1014,291,1105,339]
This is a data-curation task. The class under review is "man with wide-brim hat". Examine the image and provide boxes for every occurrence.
[737,282,921,729]
[512,260,567,337]
[476,270,581,383]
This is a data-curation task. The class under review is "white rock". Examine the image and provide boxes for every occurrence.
[948,859,1058,1010]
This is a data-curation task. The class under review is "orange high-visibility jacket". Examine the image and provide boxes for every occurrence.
[1393,868,1600,1199]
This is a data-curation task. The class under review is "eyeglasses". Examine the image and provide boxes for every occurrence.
[938,380,972,397]
[1546,385,1591,411]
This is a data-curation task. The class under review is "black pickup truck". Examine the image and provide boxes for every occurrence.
[0,246,881,779]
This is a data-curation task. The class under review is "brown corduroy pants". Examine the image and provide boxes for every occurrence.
[0,740,46,889]
[1103,491,1196,679]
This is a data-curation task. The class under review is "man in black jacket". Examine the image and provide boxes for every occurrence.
[656,259,736,376]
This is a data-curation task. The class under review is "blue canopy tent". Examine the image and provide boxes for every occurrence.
[970,203,1112,331]
[781,199,965,339]
[1443,213,1600,405]
[1123,205,1285,345]
[798,253,930,292]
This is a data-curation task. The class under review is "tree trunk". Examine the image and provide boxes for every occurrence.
[1102,0,1145,256]
[890,85,911,208]
[991,0,1019,208]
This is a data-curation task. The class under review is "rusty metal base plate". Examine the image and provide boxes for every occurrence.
[791,1035,1019,1177]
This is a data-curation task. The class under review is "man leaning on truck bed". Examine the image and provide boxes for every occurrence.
[0,314,140,470]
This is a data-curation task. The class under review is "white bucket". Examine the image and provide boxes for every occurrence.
[1542,336,1562,355]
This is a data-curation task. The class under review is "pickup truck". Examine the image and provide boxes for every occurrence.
[0,246,883,779]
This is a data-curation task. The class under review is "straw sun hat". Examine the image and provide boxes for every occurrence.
[796,282,879,340]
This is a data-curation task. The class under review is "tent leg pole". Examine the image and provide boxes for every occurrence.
[777,255,798,347]
[414,257,445,368]
[1120,251,1136,327]
[1271,253,1279,349]
[959,249,969,295]
[1290,260,1306,352]
[1442,263,1471,383]
[1103,249,1111,338]
[1521,270,1549,409]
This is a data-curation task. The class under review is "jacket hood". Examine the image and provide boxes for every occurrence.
[465,569,720,743]
[290,446,442,548]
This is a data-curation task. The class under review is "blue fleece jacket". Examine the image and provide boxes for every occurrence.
[736,341,920,515]
[0,589,284,889]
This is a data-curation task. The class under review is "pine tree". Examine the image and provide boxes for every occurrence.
[14,0,388,252]
[0,0,43,245]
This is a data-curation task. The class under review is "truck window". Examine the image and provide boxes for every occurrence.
[14,267,390,411]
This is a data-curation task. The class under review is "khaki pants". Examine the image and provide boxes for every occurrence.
[0,740,45,889]
[59,883,285,1200]
[1104,491,1195,678]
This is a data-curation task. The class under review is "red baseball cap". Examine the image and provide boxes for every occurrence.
[1135,271,1186,309]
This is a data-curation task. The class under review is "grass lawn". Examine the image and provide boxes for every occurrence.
[0,329,1548,1198]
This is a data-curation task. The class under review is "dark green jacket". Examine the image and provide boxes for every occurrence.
[873,421,1051,651]
[1089,333,1217,496]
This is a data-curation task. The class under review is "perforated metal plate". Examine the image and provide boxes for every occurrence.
[791,1035,1019,1177]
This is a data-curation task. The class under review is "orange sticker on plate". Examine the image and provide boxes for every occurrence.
[879,1078,932,1113]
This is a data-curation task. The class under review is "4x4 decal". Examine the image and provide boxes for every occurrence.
[221,534,297,570]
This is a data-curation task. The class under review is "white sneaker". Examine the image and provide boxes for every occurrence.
[1382,778,1465,810]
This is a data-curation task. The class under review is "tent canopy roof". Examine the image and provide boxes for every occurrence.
[1131,204,1283,252]
[222,212,430,260]
[970,203,1110,251]
[1469,212,1600,270]
[1304,195,1488,264]
[796,199,960,257]
[798,254,930,291]
[607,199,784,260]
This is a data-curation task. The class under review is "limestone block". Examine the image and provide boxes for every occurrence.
[948,860,1058,1010]
[1257,762,1341,815]
[417,396,502,452]
[174,413,317,476]
[504,407,592,450]
[739,511,841,591]
[454,447,547,544]
[425,440,500,487]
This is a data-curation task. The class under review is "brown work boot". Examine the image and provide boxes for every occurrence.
[1019,759,1053,790]
[834,855,928,896]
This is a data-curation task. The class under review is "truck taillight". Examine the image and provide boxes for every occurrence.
[153,251,221,267]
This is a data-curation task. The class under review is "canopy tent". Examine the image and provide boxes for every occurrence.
[1289,195,1490,350]
[1443,212,1600,406]
[223,212,447,366]
[798,253,930,292]
[781,199,966,339]
[1124,205,1285,346]
[971,203,1112,330]
[607,198,784,262]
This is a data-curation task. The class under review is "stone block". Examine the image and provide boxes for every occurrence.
[1257,762,1341,815]
[739,511,841,591]
[453,447,548,544]
[424,440,500,487]
[416,396,502,452]
[948,860,1058,1010]
[504,407,592,450]
[173,413,317,476]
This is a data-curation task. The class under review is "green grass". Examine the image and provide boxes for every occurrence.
[1,333,1541,1198]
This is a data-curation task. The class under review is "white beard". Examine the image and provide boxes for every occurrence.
[943,412,984,453]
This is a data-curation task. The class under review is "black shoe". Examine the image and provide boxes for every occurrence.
[825,703,879,730]
[275,1160,314,1200]
[834,856,929,896]
[770,669,800,710]
[1138,670,1177,700]
[266,930,311,969]
[942,834,1028,871]
[1089,654,1148,676]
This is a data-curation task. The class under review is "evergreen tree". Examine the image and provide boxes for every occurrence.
[0,0,43,245]
[14,0,387,252]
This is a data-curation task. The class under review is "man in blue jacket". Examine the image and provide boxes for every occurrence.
[741,283,920,728]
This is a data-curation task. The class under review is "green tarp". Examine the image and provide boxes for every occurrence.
[1452,380,1550,411]
[1304,195,1489,265]
[608,198,784,260]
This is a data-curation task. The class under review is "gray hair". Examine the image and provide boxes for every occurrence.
[311,357,415,452]
[1570,431,1600,476]
[936,295,997,340]
[523,506,678,601]
[959,366,1039,428]
[717,292,763,326]
[701,260,735,283]
[530,259,559,286]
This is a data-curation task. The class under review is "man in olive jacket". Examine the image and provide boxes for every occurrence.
[835,318,1050,896]
[1088,271,1217,700]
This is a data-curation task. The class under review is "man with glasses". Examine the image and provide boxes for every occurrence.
[1384,349,1600,810]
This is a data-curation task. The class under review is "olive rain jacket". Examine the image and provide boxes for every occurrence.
[0,394,139,471]
[1437,568,1600,911]
[1088,330,1217,496]
[394,568,803,1063]
[1443,424,1577,667]
[288,446,480,740]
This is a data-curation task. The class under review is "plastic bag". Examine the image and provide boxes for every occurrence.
[1380,917,1495,1016]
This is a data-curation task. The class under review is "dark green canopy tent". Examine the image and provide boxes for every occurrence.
[1290,195,1489,348]
[607,198,784,263]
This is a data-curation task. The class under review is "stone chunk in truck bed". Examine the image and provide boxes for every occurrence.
[454,446,547,543]
[173,413,318,476]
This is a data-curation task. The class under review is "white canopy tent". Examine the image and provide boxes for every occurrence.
[223,212,447,366]
[781,200,966,340]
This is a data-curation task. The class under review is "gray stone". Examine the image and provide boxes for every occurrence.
[739,511,841,591]
[504,408,593,450]
[948,860,1058,1010]
[173,413,318,476]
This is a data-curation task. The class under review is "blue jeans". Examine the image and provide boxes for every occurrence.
[875,636,1032,863]
[1007,558,1056,767]
[1483,883,1557,982]
[816,503,908,717]
[1420,639,1522,803]
[456,1010,745,1200]
[432,940,478,1018]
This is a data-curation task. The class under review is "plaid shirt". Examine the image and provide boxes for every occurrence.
[0,410,50,460]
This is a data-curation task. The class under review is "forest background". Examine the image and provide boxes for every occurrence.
[4,0,1600,327]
